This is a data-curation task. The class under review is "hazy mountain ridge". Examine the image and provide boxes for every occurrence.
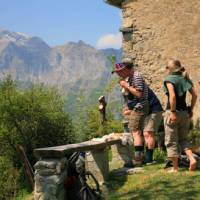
[0,29,121,90]
[0,29,122,113]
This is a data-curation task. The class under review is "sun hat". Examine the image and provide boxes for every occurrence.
[111,58,134,74]
[111,63,126,74]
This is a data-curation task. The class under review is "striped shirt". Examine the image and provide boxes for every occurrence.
[127,71,149,110]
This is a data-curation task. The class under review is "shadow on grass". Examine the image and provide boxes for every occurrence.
[115,173,200,200]
[107,167,128,192]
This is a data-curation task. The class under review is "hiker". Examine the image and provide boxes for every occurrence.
[163,59,197,172]
[143,88,163,164]
[123,88,164,164]
[112,60,149,165]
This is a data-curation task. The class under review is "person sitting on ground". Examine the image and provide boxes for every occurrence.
[163,59,197,172]
[112,60,149,165]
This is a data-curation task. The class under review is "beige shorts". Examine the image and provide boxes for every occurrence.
[164,110,191,158]
[143,112,163,132]
[128,104,149,132]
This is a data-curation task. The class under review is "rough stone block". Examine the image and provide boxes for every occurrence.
[123,17,133,28]
[122,9,132,18]
[34,158,67,171]
[123,32,133,42]
[34,158,68,200]
[86,147,109,184]
[111,144,134,166]
[123,41,133,51]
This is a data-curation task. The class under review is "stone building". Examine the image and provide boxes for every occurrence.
[105,0,200,120]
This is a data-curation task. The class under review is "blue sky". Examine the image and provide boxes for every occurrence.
[0,0,122,48]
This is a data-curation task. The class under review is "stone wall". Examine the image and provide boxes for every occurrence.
[34,158,67,200]
[33,134,135,200]
[118,0,200,120]
[86,147,109,184]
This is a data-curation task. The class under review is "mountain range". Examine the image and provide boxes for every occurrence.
[0,29,122,114]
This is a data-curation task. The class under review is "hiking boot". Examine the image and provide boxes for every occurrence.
[132,159,144,167]
[123,161,135,168]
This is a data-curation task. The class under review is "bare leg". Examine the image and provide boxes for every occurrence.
[144,131,155,149]
[185,149,197,171]
[168,157,179,172]
[133,131,143,146]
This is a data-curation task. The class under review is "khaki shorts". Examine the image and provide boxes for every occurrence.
[164,110,191,158]
[128,104,149,132]
[143,112,163,132]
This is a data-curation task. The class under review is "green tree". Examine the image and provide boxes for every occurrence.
[80,106,123,140]
[0,76,76,199]
[0,76,75,165]
[72,55,124,140]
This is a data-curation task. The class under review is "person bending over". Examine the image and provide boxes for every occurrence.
[112,61,149,165]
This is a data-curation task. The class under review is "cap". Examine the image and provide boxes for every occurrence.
[111,63,126,74]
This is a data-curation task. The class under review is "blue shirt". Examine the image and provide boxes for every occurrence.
[148,88,163,113]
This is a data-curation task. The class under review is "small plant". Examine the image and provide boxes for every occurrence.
[189,118,200,146]
[153,148,167,163]
[0,156,20,200]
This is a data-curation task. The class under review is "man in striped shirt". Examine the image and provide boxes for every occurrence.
[112,61,149,164]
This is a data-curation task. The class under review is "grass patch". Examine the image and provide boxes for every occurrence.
[15,152,200,200]
[108,164,200,200]
[15,189,33,200]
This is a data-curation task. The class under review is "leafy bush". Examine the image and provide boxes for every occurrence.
[0,76,76,198]
[0,76,75,165]
[189,118,200,145]
[153,148,167,163]
[0,156,20,200]
[74,106,123,140]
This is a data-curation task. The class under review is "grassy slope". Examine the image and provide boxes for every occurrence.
[18,164,200,200]
[108,164,200,200]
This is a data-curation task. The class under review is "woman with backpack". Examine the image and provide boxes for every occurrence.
[163,59,197,172]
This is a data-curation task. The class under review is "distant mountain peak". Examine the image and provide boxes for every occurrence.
[0,28,122,90]
[66,40,93,48]
[77,40,86,45]
[0,29,32,46]
[16,32,30,39]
